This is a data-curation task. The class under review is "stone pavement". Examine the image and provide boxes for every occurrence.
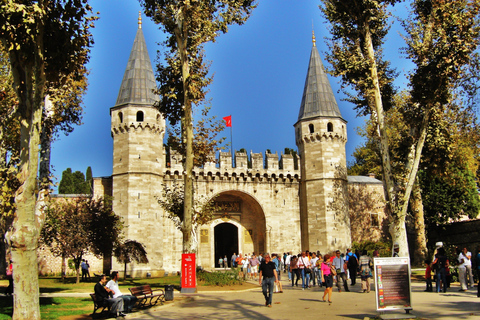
[117,279,480,320]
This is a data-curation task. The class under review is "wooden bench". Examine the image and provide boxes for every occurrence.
[129,285,165,308]
[89,293,109,317]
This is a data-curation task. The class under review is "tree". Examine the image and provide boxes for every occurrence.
[166,105,227,167]
[113,240,148,281]
[140,0,256,253]
[58,167,92,194]
[320,0,480,257]
[42,197,123,284]
[157,183,218,250]
[0,1,95,316]
[85,166,93,193]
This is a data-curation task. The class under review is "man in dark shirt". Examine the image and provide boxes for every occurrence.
[94,274,126,318]
[258,253,279,307]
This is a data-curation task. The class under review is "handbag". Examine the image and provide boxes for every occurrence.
[301,257,311,274]
[330,264,337,276]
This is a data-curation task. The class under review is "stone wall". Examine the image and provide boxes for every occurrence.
[428,219,480,253]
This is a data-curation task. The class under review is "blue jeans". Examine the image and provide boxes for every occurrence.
[436,268,447,292]
[262,277,275,305]
[300,269,310,288]
[316,269,322,286]
[121,295,137,312]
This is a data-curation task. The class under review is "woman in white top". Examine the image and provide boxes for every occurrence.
[297,251,311,289]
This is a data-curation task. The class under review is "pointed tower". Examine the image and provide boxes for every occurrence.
[110,13,165,276]
[294,31,350,253]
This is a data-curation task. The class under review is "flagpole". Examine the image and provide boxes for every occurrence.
[230,124,233,167]
[223,115,233,166]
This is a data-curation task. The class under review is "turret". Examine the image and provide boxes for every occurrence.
[294,31,350,253]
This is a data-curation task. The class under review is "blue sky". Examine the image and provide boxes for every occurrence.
[50,0,411,188]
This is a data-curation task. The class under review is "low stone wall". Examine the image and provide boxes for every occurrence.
[37,246,104,277]
[428,219,480,253]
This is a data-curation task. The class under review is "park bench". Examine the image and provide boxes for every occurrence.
[89,293,109,317]
[129,285,165,308]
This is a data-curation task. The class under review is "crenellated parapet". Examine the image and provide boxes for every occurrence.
[111,122,164,135]
[297,130,347,145]
[164,149,301,182]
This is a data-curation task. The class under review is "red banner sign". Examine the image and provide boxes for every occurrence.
[181,253,196,289]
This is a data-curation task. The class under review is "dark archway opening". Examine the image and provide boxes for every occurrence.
[214,223,238,268]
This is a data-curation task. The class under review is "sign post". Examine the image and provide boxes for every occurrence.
[181,253,197,293]
[374,257,414,318]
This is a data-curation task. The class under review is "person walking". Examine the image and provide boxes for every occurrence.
[333,250,349,292]
[321,254,334,303]
[433,247,448,293]
[457,247,468,291]
[359,250,372,293]
[258,254,279,308]
[346,249,358,286]
[462,247,474,288]
[231,253,237,268]
[290,254,300,287]
[285,252,292,281]
[298,251,311,290]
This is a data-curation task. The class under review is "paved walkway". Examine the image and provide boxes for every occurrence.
[113,280,480,320]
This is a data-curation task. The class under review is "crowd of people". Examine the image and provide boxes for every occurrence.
[427,245,480,297]
[224,249,377,306]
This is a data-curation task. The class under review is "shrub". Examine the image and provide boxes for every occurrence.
[197,269,244,286]
[352,240,391,257]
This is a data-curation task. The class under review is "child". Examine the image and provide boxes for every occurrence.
[425,259,432,292]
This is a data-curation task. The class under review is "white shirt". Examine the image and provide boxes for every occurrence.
[464,251,472,267]
[333,256,346,273]
[298,256,310,269]
[458,253,467,268]
[285,254,292,265]
[310,257,319,269]
[106,279,123,298]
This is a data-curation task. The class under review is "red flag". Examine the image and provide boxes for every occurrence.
[223,115,232,127]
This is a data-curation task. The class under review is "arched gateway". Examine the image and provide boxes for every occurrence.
[197,190,266,269]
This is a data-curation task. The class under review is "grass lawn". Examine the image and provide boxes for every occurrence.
[0,297,92,320]
[0,275,182,319]
[36,275,181,293]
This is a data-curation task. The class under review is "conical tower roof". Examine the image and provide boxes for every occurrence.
[114,14,158,107]
[298,32,342,121]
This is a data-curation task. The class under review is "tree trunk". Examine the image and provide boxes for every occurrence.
[61,253,66,283]
[364,22,409,257]
[10,82,43,320]
[76,266,81,284]
[9,18,47,317]
[411,177,428,266]
[174,6,196,254]
[124,262,127,281]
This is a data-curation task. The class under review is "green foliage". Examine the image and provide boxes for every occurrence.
[166,105,227,167]
[113,240,149,280]
[320,0,399,116]
[420,163,480,228]
[352,240,391,257]
[58,167,92,194]
[157,183,218,230]
[67,259,75,271]
[42,197,124,282]
[197,269,244,286]
[141,0,257,125]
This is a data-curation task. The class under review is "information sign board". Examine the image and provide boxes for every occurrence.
[374,257,412,312]
[181,253,196,292]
